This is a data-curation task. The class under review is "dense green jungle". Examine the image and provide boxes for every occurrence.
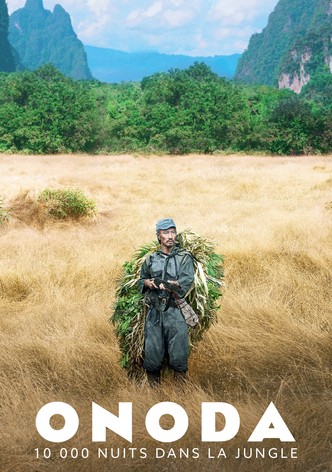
[0,62,331,155]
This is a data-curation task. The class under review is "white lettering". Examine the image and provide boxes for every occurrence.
[92,402,132,442]
[145,402,188,442]
[36,402,79,443]
[35,401,296,443]
[248,402,295,442]
[201,402,240,441]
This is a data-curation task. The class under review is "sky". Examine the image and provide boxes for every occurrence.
[7,0,279,56]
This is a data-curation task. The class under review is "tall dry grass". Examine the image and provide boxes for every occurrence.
[0,154,331,472]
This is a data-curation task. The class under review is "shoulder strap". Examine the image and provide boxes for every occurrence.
[176,249,195,263]
[144,253,152,267]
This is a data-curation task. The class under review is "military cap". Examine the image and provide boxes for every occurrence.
[156,218,176,232]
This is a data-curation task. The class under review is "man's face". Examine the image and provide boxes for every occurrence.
[158,227,177,249]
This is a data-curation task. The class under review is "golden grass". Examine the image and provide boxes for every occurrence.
[0,153,331,472]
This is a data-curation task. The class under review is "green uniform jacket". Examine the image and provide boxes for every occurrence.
[137,246,195,373]
[138,247,194,297]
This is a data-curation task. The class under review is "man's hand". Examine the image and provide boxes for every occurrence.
[144,278,159,290]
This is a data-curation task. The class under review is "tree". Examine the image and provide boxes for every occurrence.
[0,0,16,71]
[0,65,100,153]
[266,95,319,154]
[140,63,251,153]
[301,69,332,109]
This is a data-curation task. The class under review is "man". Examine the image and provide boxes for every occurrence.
[138,218,195,385]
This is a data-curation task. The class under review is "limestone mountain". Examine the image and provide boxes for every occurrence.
[235,0,332,93]
[9,0,92,80]
[0,0,17,71]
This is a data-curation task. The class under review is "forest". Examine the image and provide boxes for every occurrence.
[0,62,331,155]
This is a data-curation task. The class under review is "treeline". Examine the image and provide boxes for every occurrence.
[0,63,331,155]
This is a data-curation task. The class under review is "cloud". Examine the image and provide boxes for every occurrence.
[86,0,112,15]
[7,0,24,13]
[7,0,280,55]
[144,1,163,18]
[125,1,196,31]
[163,8,195,27]
[208,0,261,21]
[126,2,165,28]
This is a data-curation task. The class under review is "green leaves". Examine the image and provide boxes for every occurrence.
[111,230,224,378]
[0,65,99,153]
[140,64,251,153]
[266,95,327,154]
[37,188,96,219]
[0,61,330,155]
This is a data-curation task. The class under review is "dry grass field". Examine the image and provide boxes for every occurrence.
[0,154,331,472]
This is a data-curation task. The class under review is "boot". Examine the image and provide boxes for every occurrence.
[147,370,161,387]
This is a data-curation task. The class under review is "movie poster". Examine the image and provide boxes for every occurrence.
[1,1,331,472]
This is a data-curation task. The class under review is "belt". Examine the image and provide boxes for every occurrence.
[160,297,177,309]
[145,293,177,310]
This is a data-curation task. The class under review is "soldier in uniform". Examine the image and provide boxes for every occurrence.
[138,218,195,386]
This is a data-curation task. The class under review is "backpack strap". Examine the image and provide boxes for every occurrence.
[144,253,152,267]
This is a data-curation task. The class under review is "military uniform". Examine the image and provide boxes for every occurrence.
[138,246,194,376]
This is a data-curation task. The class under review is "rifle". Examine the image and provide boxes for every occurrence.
[153,277,181,293]
[153,277,198,328]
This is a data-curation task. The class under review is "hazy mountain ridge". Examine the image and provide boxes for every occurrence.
[6,0,240,83]
[235,0,332,92]
[84,45,240,83]
[6,0,331,89]
[9,0,92,80]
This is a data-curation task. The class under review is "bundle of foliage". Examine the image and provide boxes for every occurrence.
[37,187,96,219]
[111,230,224,379]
